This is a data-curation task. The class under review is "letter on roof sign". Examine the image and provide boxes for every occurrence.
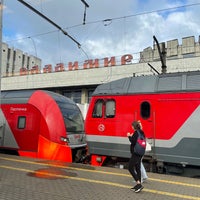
[55,63,65,72]
[43,64,52,73]
[104,56,116,67]
[121,54,133,65]
[83,59,99,69]
[68,61,79,70]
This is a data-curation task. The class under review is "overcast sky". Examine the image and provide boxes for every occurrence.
[2,0,200,67]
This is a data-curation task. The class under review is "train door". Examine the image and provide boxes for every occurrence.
[134,99,156,155]
[91,98,116,136]
[0,108,19,149]
[12,109,40,151]
[2,104,41,151]
[85,97,117,159]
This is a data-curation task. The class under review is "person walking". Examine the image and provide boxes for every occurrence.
[127,120,146,193]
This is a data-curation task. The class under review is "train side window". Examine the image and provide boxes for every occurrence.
[18,116,26,129]
[105,100,115,118]
[140,101,150,119]
[92,99,103,118]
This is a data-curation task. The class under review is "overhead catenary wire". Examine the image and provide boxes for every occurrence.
[65,2,200,29]
[7,1,200,45]
[5,1,200,68]
[17,0,81,48]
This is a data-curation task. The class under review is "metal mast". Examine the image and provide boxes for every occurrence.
[0,0,3,107]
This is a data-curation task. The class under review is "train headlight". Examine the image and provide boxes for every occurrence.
[60,136,69,143]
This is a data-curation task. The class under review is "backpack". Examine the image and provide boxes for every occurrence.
[134,130,146,156]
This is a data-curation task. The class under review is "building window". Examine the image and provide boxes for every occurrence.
[18,116,26,129]
[63,90,82,104]
[73,90,82,103]
[88,89,95,103]
[13,51,16,62]
[140,101,151,119]
[22,54,25,68]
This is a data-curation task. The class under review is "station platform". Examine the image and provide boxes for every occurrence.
[0,153,200,200]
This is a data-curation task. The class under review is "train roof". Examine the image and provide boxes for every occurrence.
[0,90,75,105]
[93,70,200,96]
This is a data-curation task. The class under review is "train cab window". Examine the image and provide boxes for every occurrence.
[105,100,115,118]
[92,99,103,118]
[140,101,151,119]
[17,116,26,129]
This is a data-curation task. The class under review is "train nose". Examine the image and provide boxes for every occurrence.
[64,133,87,148]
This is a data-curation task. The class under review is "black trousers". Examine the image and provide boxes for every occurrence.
[128,153,142,182]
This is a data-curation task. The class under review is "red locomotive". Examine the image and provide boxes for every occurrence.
[85,71,200,176]
[0,90,87,162]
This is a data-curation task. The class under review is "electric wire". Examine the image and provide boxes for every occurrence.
[4,1,200,69]
[5,2,200,44]
[65,2,200,29]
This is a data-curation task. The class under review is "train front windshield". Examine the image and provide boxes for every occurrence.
[58,102,84,133]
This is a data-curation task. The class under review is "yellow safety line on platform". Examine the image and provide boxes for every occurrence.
[0,164,199,200]
[1,156,200,189]
[1,156,131,176]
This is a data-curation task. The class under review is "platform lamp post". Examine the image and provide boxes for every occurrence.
[0,0,3,108]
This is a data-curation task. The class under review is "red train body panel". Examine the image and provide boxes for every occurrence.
[0,90,87,162]
[85,71,200,173]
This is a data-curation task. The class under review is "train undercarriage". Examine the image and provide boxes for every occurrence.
[88,154,200,178]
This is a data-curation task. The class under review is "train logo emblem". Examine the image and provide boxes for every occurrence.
[98,124,105,132]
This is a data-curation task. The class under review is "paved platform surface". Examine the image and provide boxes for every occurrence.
[0,153,200,200]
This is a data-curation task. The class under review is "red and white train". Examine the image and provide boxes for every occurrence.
[0,90,87,162]
[85,70,200,176]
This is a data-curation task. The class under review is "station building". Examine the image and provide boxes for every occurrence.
[1,35,200,115]
[1,42,41,77]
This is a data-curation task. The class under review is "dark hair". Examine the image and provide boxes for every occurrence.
[132,121,140,130]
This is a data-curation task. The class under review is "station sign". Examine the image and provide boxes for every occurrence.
[19,54,133,76]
